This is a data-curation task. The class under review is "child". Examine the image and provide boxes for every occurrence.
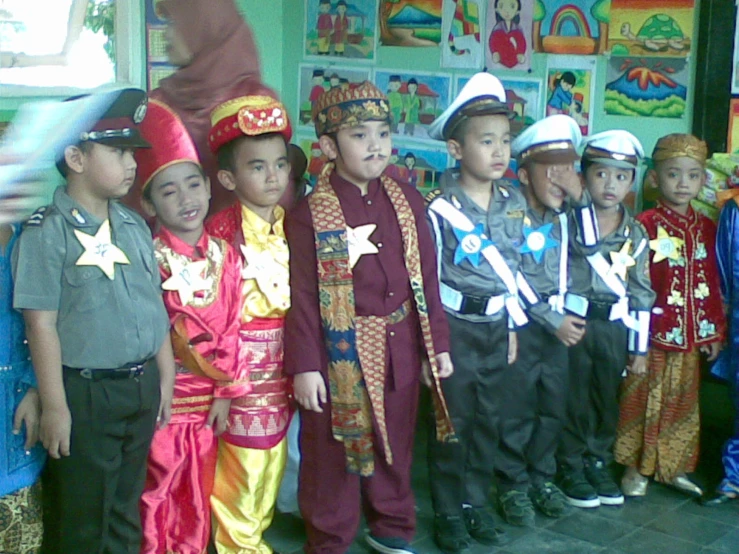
[546,72,576,116]
[557,130,655,509]
[205,95,293,554]
[403,78,421,136]
[424,71,532,551]
[12,88,175,554]
[488,0,526,68]
[495,114,595,526]
[388,76,403,133]
[135,100,247,554]
[615,134,725,497]
[285,81,455,554]
[316,0,333,55]
[0,222,45,553]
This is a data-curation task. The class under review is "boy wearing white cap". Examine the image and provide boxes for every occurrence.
[558,130,655,508]
[425,72,537,551]
[495,114,597,526]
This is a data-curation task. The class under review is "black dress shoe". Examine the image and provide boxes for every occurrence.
[701,492,738,506]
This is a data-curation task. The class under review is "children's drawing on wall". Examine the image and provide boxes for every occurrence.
[533,0,610,55]
[295,135,330,189]
[375,70,452,140]
[485,0,532,71]
[441,0,483,69]
[728,99,739,154]
[297,64,372,127]
[304,0,379,61]
[384,143,451,192]
[604,56,687,118]
[546,55,596,135]
[608,0,693,57]
[733,18,739,95]
[379,0,443,46]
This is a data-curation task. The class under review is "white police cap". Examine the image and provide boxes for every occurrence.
[511,114,582,165]
[428,72,513,141]
[582,130,644,169]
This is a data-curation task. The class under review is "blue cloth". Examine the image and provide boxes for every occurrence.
[0,224,45,497]
[547,85,573,111]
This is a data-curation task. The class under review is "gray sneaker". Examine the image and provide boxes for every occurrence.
[530,482,569,518]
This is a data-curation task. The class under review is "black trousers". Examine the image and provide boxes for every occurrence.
[41,363,160,554]
[558,319,627,472]
[427,315,509,514]
[496,322,569,493]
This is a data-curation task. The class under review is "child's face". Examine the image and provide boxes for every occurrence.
[496,0,519,21]
[220,136,290,214]
[584,162,634,211]
[331,78,340,87]
[389,81,400,92]
[653,156,704,210]
[324,121,392,187]
[405,156,415,169]
[449,115,511,184]
[338,5,346,14]
[519,161,575,211]
[319,2,329,13]
[144,162,210,241]
[80,143,138,200]
[313,75,323,85]
[408,83,418,94]
[561,81,573,92]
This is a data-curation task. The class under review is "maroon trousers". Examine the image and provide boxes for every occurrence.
[298,374,420,554]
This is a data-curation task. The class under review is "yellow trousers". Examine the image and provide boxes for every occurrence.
[211,438,287,554]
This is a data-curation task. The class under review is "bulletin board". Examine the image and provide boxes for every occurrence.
[145,0,177,91]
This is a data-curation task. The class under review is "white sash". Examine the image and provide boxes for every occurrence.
[585,251,638,330]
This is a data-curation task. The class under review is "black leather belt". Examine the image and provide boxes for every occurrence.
[64,361,147,381]
[458,293,493,316]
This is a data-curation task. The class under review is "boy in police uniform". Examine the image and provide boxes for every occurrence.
[561,131,655,507]
[12,88,175,554]
[494,115,598,526]
[424,72,538,552]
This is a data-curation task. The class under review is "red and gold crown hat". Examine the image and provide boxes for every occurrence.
[312,80,390,137]
[208,95,292,154]
[134,99,201,195]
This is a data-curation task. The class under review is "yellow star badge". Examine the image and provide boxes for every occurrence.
[74,219,130,280]
[161,253,211,305]
[347,224,379,269]
[240,244,290,309]
[649,227,684,263]
[608,239,636,281]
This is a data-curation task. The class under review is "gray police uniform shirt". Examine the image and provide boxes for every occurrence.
[12,186,170,369]
[427,169,528,323]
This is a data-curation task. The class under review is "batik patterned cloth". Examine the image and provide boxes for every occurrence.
[0,482,42,554]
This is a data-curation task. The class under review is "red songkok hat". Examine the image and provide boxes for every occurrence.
[134,99,201,194]
[208,95,292,154]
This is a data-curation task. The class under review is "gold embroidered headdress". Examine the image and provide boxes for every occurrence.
[652,134,708,166]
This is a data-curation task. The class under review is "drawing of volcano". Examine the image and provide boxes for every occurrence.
[388,5,442,27]
[604,61,686,118]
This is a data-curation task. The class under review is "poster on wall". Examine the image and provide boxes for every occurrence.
[379,0,443,46]
[304,0,379,61]
[386,141,451,192]
[533,0,610,55]
[545,55,596,136]
[604,57,687,119]
[485,0,533,71]
[728,99,739,154]
[732,15,739,95]
[374,69,452,141]
[295,134,328,189]
[145,0,177,90]
[608,0,693,58]
[296,64,372,129]
[441,0,484,69]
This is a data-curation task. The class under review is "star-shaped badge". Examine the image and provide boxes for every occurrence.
[453,223,493,267]
[649,227,684,263]
[346,224,379,269]
[520,223,558,263]
[161,253,211,305]
[608,239,636,281]
[240,244,290,309]
[74,219,130,280]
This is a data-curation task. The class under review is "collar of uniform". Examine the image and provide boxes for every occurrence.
[54,186,100,228]
[656,200,697,226]
[155,225,209,259]
[441,171,505,211]
[240,202,285,237]
[525,204,559,227]
[330,170,383,202]
[610,204,635,238]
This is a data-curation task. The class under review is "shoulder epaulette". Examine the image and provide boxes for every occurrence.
[23,206,48,228]
[425,188,443,207]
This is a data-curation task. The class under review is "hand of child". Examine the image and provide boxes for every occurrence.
[206,398,231,436]
[700,341,722,362]
[547,165,582,200]
[436,352,454,379]
[40,405,72,459]
[555,315,587,346]
[157,386,173,430]
[627,354,647,375]
[13,388,40,451]
[294,371,327,413]
[508,331,518,365]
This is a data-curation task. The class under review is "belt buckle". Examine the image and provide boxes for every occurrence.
[80,368,93,379]
[461,294,488,316]
[128,363,144,378]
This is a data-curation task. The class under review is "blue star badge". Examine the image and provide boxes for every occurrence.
[520,223,558,262]
[453,223,492,267]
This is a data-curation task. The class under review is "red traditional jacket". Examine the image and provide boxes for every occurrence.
[637,202,725,352]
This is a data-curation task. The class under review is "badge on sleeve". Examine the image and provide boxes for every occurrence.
[520,223,558,262]
[649,226,684,263]
[161,253,211,305]
[453,223,492,267]
[73,219,130,280]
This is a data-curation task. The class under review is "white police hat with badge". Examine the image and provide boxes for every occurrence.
[429,72,513,142]
[582,130,644,169]
[511,114,582,165]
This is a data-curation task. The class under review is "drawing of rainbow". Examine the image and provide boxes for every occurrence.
[549,4,593,38]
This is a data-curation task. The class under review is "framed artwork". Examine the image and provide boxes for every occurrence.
[728,99,739,154]
[304,0,379,61]
[533,0,610,55]
[386,141,452,193]
[604,57,688,119]
[608,0,694,58]
[294,134,329,189]
[732,15,739,95]
[545,55,596,136]
[145,0,177,91]
[485,0,533,71]
[379,0,443,46]
[296,64,373,129]
[441,0,484,69]
[374,70,452,141]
